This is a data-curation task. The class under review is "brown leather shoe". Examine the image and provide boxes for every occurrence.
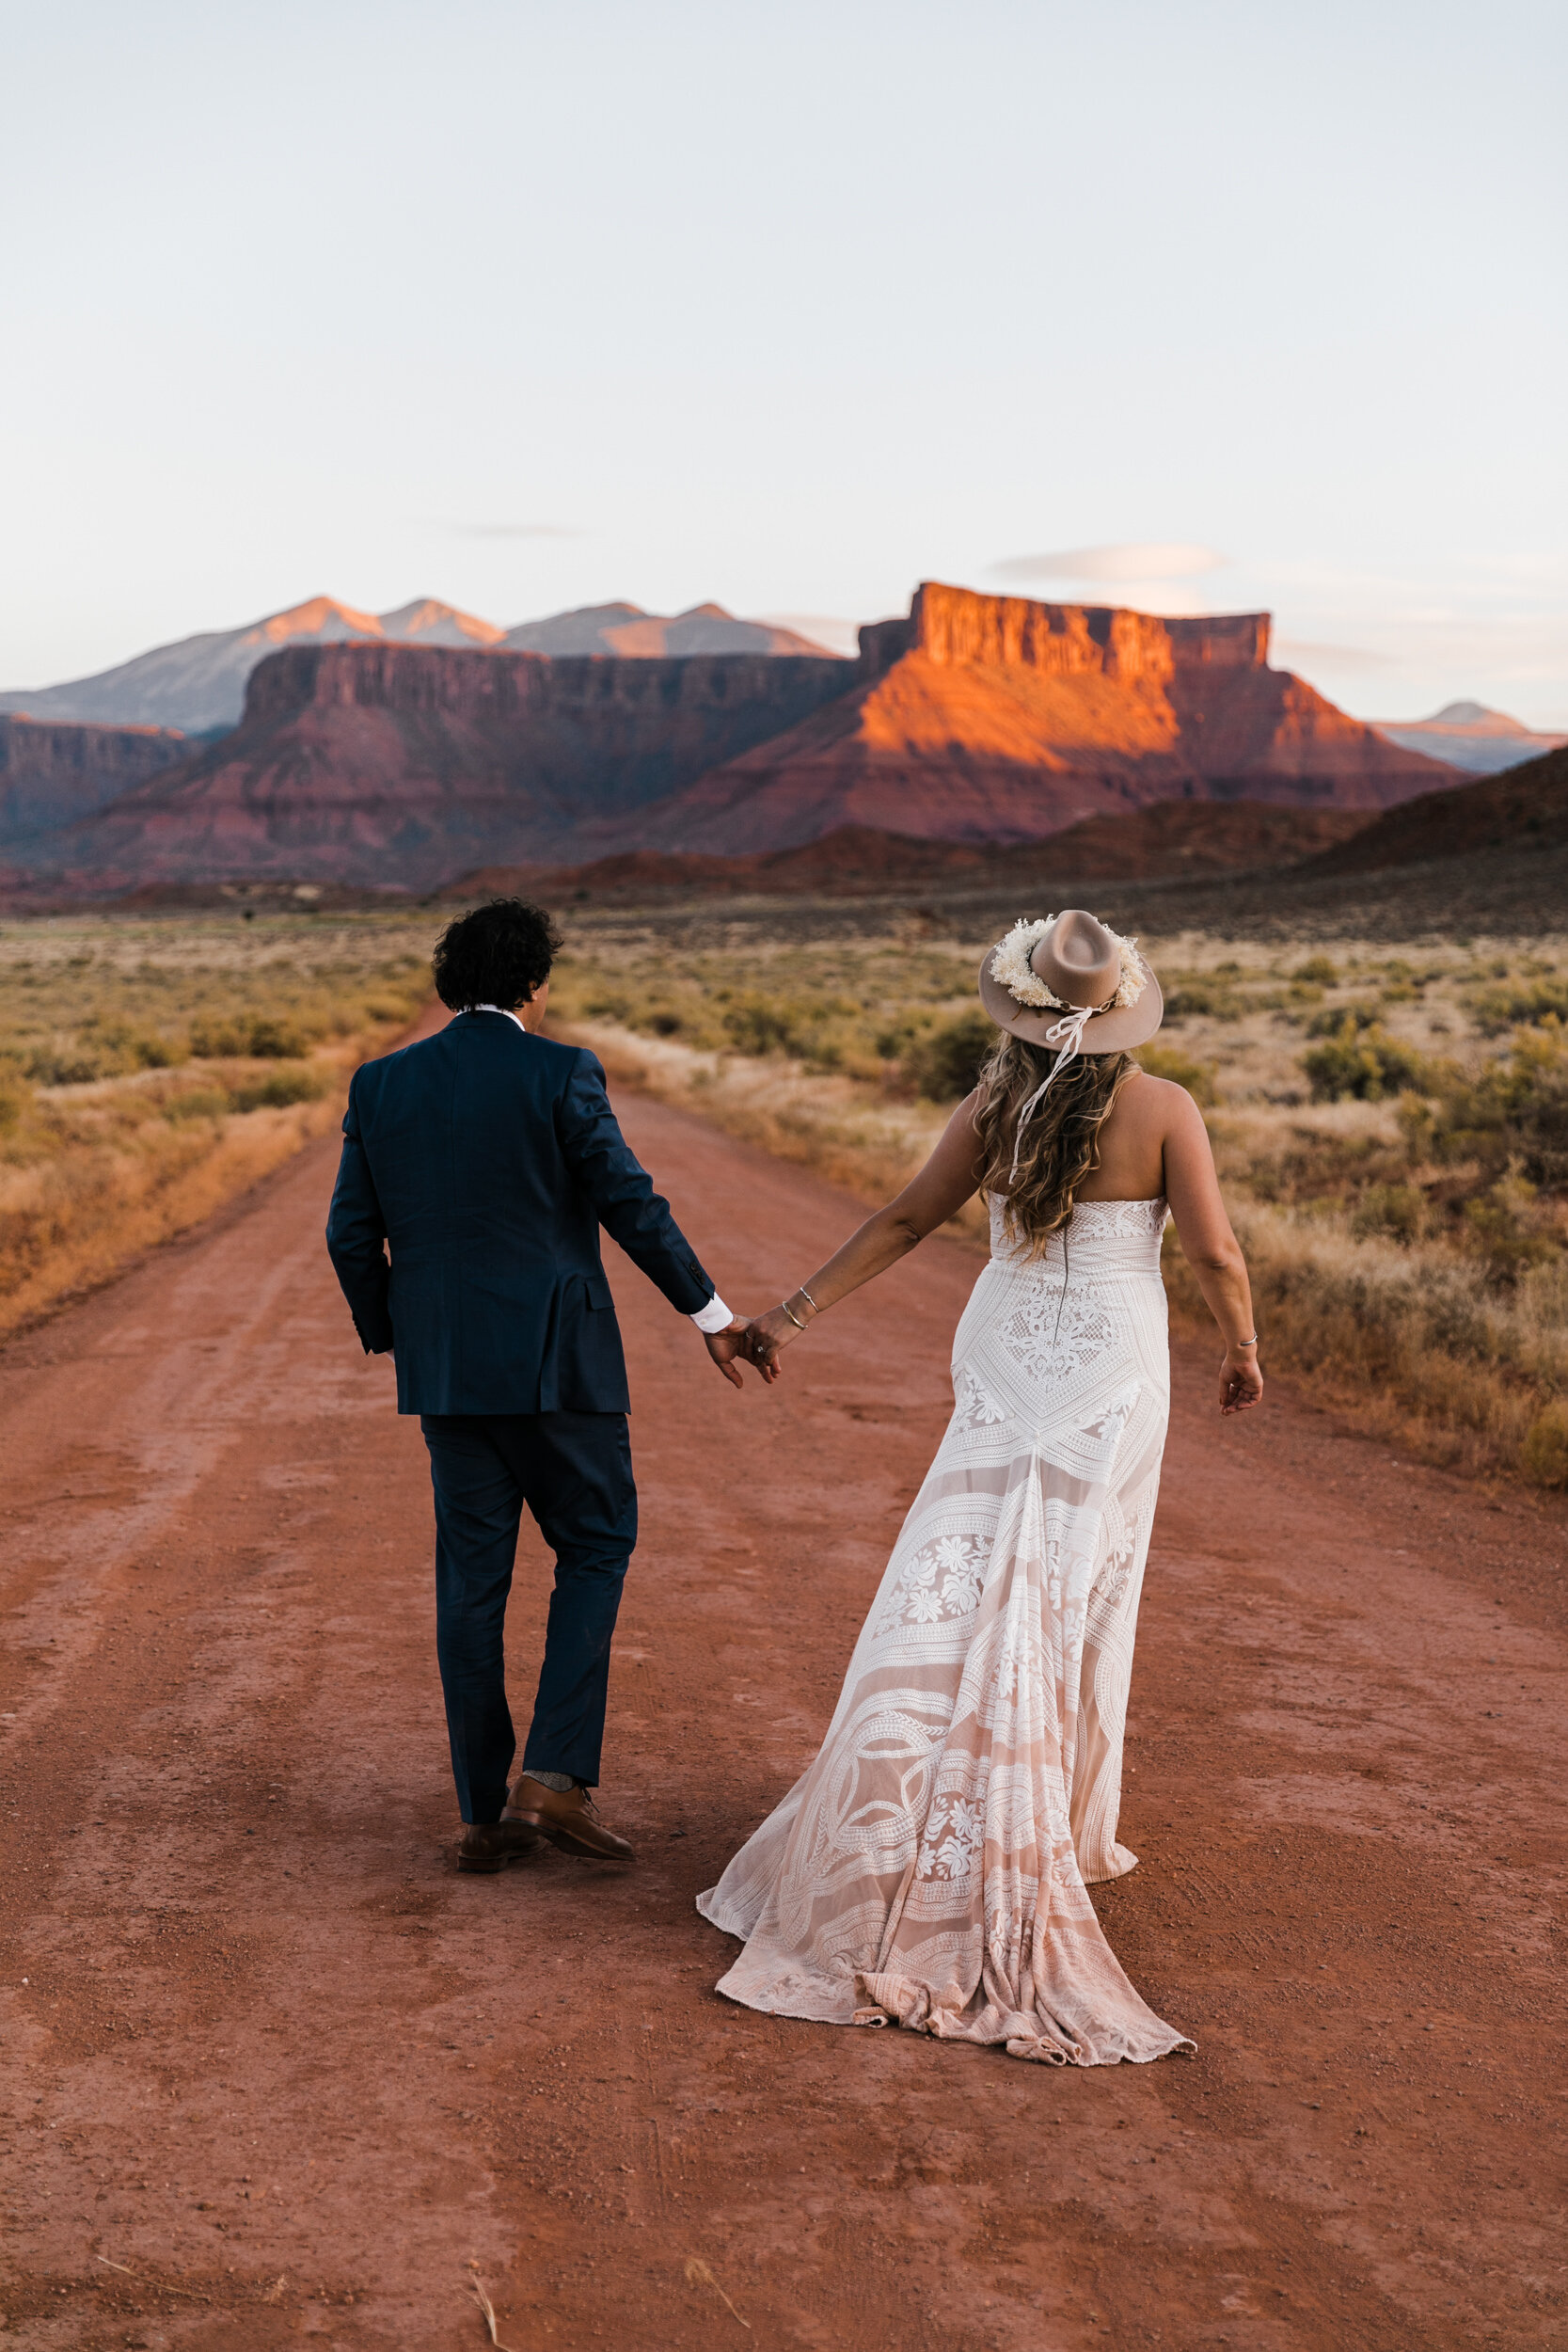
[456,1819,542,1874]
[502,1776,636,1862]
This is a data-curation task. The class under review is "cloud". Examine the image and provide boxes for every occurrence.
[1273,639,1398,672]
[439,522,587,539]
[990,542,1228,584]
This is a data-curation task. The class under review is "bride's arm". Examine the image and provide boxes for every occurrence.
[746,1091,984,1375]
[1161,1085,1264,1415]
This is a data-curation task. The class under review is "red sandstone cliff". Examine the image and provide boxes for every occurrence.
[635,582,1458,854]
[28,584,1463,890]
[37,644,851,888]
[0,715,190,844]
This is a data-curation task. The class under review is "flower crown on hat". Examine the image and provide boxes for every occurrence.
[989,914,1148,1014]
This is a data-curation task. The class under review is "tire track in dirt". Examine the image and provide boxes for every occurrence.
[0,1085,1562,2350]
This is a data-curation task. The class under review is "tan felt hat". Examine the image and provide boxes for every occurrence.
[977,909,1164,1052]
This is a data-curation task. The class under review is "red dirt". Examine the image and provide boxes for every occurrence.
[1,1082,1563,2350]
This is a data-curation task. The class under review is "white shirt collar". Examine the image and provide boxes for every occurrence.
[468,1003,528,1033]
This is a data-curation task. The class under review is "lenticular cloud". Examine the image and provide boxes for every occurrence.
[991,543,1228,584]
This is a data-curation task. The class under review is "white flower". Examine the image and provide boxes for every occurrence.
[988,918,1057,1008]
[929,1834,973,1879]
[941,1565,985,1615]
[988,916,1148,1013]
[945,1797,985,1848]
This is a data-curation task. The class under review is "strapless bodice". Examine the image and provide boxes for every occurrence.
[986,1192,1169,1278]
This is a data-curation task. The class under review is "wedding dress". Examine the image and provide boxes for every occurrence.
[698,1194,1192,2065]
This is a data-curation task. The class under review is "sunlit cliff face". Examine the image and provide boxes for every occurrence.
[10,583,1464,891]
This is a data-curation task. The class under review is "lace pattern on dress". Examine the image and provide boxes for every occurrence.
[697,1195,1189,2067]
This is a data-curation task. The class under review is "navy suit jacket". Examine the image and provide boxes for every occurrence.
[325,1011,715,1415]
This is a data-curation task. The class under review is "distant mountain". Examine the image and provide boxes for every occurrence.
[501,603,835,659]
[0,596,838,734]
[1308,741,1568,873]
[1372,701,1567,777]
[18,583,1465,893]
[0,596,504,735]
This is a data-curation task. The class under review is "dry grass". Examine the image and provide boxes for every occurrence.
[7,897,1566,1492]
[551,912,1568,1489]
[0,911,436,1336]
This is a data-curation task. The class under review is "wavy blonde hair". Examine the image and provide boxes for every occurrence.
[974,1033,1140,1257]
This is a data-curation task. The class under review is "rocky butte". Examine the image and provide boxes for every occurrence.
[0,715,190,845]
[641,582,1458,853]
[31,645,852,890]
[21,582,1462,892]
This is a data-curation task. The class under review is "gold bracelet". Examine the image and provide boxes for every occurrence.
[781,1298,809,1331]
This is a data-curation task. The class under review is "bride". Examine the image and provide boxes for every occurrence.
[701,911,1264,2066]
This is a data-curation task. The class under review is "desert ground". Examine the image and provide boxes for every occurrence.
[1,1032,1563,2349]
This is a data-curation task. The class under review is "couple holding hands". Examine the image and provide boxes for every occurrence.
[327,893,1260,2067]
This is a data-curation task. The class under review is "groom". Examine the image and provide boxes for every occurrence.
[325,897,758,1873]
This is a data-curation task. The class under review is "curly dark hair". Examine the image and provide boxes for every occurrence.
[432,898,562,1011]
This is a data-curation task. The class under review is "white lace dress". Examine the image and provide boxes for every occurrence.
[698,1194,1192,2065]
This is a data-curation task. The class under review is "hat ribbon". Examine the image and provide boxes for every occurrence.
[1007,1003,1096,1183]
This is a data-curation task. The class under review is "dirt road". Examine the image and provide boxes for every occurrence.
[1,1081,1563,2351]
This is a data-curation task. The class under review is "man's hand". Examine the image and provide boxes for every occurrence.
[705,1317,764,1390]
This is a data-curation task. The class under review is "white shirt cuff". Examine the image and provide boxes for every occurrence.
[689,1293,734,1335]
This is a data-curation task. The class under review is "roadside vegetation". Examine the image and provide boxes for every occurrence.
[0,914,432,1335]
[3,899,1564,1493]
[547,919,1568,1490]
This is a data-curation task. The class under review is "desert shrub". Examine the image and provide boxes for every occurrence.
[0,1071,31,1132]
[1352,1184,1427,1244]
[1469,977,1568,1036]
[24,1043,110,1085]
[720,991,859,1069]
[902,1010,995,1103]
[189,1012,311,1059]
[163,1087,232,1122]
[1305,1001,1379,1039]
[228,1064,328,1113]
[1455,1169,1560,1280]
[1302,1023,1435,1103]
[1135,1044,1218,1105]
[1164,978,1247,1022]
[1291,955,1339,987]
[1431,1025,1568,1188]
[1521,1400,1568,1488]
[721,993,805,1057]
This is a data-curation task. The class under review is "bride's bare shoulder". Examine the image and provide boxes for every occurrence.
[1111,1070,1202,1133]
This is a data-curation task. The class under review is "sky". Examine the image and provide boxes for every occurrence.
[3,0,1565,723]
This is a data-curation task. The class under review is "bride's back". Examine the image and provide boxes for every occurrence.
[1069,1069,1184,1203]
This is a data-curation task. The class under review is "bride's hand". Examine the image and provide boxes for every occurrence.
[1219,1349,1264,1415]
[745,1306,801,1381]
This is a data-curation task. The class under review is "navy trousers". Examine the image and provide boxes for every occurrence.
[420,1411,637,1823]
